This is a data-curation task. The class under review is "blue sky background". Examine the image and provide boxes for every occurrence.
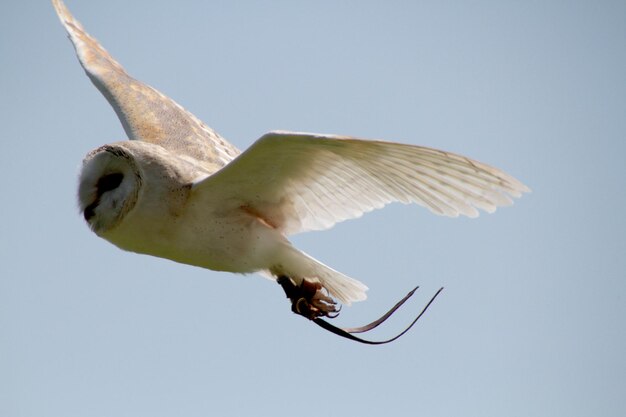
[1,1,625,416]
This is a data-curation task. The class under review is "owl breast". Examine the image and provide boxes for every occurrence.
[104,194,284,274]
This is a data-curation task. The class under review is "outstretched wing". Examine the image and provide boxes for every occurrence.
[194,131,530,236]
[52,0,239,171]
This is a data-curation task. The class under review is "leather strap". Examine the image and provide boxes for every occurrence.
[313,287,444,345]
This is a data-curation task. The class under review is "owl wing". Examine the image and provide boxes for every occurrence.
[194,131,530,236]
[52,0,239,171]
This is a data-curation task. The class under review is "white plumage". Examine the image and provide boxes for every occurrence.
[54,0,529,307]
[195,131,528,236]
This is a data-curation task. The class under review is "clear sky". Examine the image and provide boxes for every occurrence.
[1,1,625,416]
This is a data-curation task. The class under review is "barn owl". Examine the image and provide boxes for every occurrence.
[53,0,529,344]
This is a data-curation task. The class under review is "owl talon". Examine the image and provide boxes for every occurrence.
[277,276,340,320]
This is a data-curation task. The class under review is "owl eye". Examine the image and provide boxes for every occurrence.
[97,173,124,193]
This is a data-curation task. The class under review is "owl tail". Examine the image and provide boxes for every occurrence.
[271,244,368,305]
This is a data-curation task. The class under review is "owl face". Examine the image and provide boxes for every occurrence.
[78,145,142,234]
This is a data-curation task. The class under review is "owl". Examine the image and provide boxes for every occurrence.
[53,0,529,344]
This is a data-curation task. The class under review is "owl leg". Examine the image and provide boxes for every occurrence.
[277,276,340,320]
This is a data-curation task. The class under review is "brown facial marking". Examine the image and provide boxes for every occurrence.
[83,173,124,221]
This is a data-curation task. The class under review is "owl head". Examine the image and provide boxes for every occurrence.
[78,144,142,234]
[77,141,208,238]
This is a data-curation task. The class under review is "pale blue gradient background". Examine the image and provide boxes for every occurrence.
[1,1,625,416]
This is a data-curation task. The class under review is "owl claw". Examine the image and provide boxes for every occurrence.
[278,276,340,320]
[277,276,444,345]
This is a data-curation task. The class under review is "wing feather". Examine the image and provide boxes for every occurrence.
[52,0,239,171]
[194,131,530,235]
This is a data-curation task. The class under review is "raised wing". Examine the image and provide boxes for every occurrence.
[194,131,530,236]
[52,0,239,171]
